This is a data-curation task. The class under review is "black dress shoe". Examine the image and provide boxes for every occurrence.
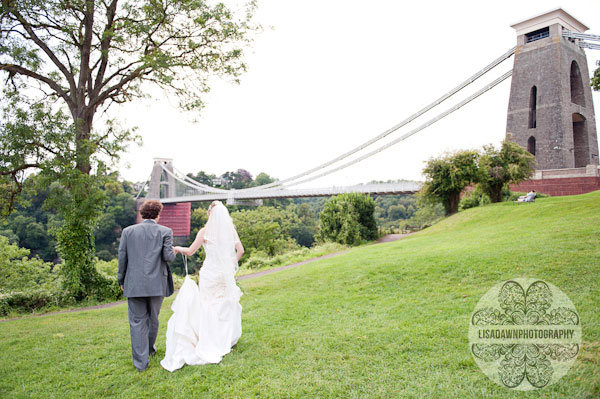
[137,367,147,373]
[149,345,157,357]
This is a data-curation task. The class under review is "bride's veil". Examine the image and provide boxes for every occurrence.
[203,201,238,273]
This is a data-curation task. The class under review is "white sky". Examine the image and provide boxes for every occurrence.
[115,0,600,188]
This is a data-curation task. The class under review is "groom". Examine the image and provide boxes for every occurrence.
[118,199,176,372]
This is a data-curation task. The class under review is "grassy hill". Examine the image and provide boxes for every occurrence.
[1,191,599,398]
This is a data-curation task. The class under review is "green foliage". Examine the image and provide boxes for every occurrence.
[0,0,259,300]
[0,235,122,315]
[0,236,57,293]
[254,172,275,186]
[241,242,346,271]
[48,171,106,300]
[0,91,75,215]
[477,140,535,203]
[421,150,479,215]
[0,235,65,315]
[2,192,599,397]
[318,193,378,246]
[592,62,600,91]
[459,186,491,211]
[0,173,136,264]
[407,201,445,229]
[94,181,137,260]
[187,171,217,186]
[232,207,299,258]
[373,194,419,232]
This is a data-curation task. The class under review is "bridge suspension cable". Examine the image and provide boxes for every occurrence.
[158,47,516,195]
[278,70,514,189]
[562,30,600,50]
[234,46,516,191]
[159,164,228,193]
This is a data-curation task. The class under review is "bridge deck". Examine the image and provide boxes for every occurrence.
[159,183,421,203]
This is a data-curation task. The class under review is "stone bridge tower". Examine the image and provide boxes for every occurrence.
[138,158,191,241]
[506,8,598,169]
[147,158,176,199]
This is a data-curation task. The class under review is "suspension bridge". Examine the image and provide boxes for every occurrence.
[136,9,600,237]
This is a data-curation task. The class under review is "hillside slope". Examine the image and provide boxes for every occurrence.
[1,192,599,398]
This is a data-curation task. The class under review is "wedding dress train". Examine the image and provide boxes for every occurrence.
[160,249,242,372]
[161,203,242,372]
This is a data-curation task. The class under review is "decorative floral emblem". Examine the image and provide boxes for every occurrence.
[468,278,581,391]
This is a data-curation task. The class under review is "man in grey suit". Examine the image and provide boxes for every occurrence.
[118,200,177,372]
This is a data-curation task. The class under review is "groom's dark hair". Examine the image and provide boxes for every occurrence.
[140,200,163,219]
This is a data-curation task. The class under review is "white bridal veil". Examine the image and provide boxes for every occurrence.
[203,201,239,272]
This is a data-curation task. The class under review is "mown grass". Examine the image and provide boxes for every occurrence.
[1,192,599,398]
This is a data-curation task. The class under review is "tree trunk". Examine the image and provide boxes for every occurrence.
[72,106,94,175]
[489,184,504,203]
[444,192,461,215]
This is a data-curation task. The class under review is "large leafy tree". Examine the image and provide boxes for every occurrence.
[0,0,258,298]
[477,140,535,203]
[421,150,479,215]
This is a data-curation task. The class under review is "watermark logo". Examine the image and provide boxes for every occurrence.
[468,278,581,390]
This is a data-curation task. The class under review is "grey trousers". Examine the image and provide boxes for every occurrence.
[127,296,164,370]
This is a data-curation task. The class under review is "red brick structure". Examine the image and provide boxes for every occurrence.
[136,199,191,237]
[158,203,191,237]
[510,166,600,196]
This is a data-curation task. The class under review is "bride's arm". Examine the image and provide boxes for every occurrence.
[234,229,244,261]
[175,228,205,257]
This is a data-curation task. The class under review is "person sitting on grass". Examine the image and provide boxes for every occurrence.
[515,190,536,203]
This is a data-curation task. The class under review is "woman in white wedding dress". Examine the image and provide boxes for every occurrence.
[160,201,244,372]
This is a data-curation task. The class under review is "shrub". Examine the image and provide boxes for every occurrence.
[240,243,346,270]
[231,207,299,259]
[318,193,377,246]
[0,236,57,293]
[459,187,491,211]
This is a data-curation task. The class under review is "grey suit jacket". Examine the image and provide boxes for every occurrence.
[118,219,176,298]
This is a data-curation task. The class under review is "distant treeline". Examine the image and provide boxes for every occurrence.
[0,169,439,273]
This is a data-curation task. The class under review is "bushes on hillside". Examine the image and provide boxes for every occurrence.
[422,140,537,215]
[231,206,299,259]
[318,193,377,246]
[0,237,122,316]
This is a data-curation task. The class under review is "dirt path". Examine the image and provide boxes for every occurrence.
[2,234,412,322]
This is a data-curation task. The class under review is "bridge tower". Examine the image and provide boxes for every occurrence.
[147,158,176,199]
[506,8,598,169]
[140,158,191,241]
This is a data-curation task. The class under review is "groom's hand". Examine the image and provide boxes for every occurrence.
[120,285,124,292]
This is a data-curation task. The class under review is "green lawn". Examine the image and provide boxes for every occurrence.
[1,192,599,398]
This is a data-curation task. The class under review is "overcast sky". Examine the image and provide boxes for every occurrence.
[115,0,600,188]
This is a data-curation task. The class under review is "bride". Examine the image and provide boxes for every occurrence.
[160,201,244,372]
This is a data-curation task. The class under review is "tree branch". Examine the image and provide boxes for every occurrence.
[0,163,41,176]
[77,0,95,106]
[0,63,70,103]
[92,0,117,98]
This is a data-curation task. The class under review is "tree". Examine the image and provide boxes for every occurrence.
[0,0,258,298]
[254,172,274,186]
[187,171,217,187]
[477,140,536,203]
[421,150,479,215]
[231,207,298,257]
[318,193,377,246]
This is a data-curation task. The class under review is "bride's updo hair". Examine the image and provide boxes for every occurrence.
[207,200,222,216]
[140,200,163,219]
